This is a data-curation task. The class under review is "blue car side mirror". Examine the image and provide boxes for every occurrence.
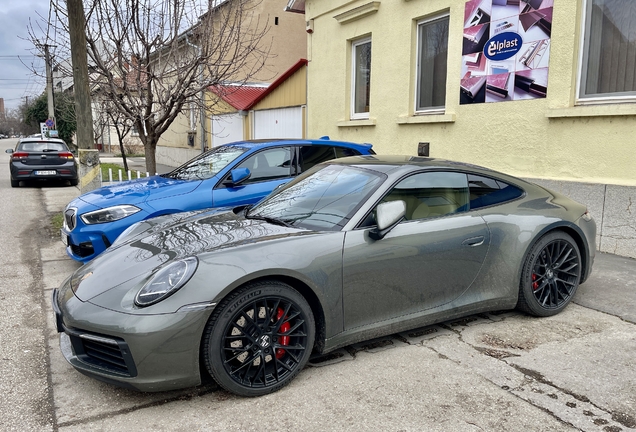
[228,167,251,186]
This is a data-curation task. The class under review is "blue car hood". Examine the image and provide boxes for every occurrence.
[70,209,307,302]
[76,175,203,208]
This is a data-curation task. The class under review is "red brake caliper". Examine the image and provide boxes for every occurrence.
[532,273,539,290]
[276,308,290,359]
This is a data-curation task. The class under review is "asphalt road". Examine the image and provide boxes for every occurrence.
[1,137,635,431]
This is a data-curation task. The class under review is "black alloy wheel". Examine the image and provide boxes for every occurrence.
[203,281,315,397]
[517,231,582,317]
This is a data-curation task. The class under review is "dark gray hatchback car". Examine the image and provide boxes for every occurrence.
[6,137,78,187]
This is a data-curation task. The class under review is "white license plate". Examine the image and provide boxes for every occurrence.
[61,230,68,246]
[35,170,57,176]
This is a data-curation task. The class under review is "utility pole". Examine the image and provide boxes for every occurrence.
[44,44,55,126]
[67,0,100,192]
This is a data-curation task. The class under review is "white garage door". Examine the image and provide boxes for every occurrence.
[211,113,244,147]
[253,107,303,139]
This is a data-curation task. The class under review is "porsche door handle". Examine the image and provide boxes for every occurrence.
[462,236,485,247]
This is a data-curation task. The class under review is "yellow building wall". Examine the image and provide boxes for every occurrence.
[252,66,307,110]
[305,0,636,187]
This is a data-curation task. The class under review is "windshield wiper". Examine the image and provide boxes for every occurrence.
[245,214,293,227]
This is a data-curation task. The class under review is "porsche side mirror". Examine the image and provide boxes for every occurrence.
[224,167,251,186]
[369,200,406,240]
[5,149,13,154]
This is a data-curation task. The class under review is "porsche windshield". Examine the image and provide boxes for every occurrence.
[248,164,385,231]
[163,145,249,180]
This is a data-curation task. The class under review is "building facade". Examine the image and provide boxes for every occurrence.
[295,0,636,258]
[155,0,308,167]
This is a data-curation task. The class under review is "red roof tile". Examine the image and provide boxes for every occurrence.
[208,84,268,110]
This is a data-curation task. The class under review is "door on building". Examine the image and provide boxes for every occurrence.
[211,113,244,147]
[253,107,303,139]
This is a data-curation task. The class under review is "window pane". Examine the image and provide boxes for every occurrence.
[251,164,385,231]
[167,145,248,181]
[417,16,450,110]
[468,174,523,209]
[299,146,336,172]
[236,147,292,184]
[581,0,636,98]
[353,40,372,115]
[335,147,361,158]
[381,172,468,220]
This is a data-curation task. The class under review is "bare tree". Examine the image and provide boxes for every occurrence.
[105,102,134,171]
[29,0,270,174]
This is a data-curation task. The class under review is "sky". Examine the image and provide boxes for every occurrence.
[0,0,52,112]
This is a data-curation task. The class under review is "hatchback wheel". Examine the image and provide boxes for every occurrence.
[10,179,19,188]
[202,281,315,397]
[517,231,581,317]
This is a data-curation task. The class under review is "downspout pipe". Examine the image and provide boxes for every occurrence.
[185,33,206,153]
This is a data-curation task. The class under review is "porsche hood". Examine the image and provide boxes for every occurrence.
[70,209,305,302]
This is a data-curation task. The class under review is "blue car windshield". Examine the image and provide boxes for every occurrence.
[248,164,385,231]
[162,145,249,180]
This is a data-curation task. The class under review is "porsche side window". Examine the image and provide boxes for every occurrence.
[380,172,469,221]
[468,174,523,209]
[235,147,292,184]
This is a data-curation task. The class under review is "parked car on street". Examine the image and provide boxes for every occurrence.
[53,155,596,396]
[61,138,374,262]
[6,137,78,188]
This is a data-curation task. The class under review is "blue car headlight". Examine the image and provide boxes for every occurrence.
[80,205,141,224]
[135,257,199,307]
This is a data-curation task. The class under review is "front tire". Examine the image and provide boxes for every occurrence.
[517,231,581,317]
[202,281,315,397]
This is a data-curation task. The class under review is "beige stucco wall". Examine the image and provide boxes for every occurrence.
[305,0,636,187]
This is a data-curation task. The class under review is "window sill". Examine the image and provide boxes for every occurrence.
[396,113,456,124]
[546,104,636,119]
[337,118,377,127]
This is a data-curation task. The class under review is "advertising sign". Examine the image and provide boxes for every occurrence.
[460,0,553,104]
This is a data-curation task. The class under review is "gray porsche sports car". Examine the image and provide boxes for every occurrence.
[53,156,596,396]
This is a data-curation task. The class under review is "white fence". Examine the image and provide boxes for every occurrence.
[103,168,158,185]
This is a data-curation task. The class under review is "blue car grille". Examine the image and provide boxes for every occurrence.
[64,208,76,231]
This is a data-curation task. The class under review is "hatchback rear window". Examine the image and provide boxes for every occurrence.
[19,142,67,152]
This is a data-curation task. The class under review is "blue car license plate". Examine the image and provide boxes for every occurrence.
[61,230,68,246]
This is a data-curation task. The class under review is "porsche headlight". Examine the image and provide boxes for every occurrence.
[81,205,141,225]
[135,257,198,307]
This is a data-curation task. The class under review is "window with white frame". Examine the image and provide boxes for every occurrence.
[351,37,372,119]
[416,14,450,112]
[579,0,636,101]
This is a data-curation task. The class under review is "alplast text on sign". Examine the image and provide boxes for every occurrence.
[483,32,523,61]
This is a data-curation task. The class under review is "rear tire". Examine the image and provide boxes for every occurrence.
[517,231,581,317]
[69,178,79,186]
[10,179,19,188]
[202,280,315,397]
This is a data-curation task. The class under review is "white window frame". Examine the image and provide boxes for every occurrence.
[576,0,636,105]
[415,13,450,114]
[351,37,372,120]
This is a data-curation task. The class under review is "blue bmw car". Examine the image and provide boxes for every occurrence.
[61,138,374,262]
